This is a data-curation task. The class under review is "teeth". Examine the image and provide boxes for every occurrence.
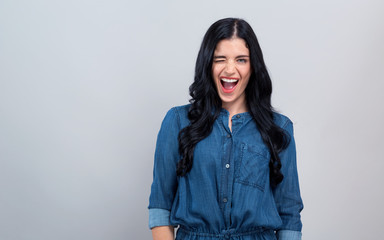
[221,78,238,83]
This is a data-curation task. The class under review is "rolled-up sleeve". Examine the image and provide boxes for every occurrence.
[273,119,304,238]
[148,208,171,229]
[148,108,181,221]
[276,230,302,240]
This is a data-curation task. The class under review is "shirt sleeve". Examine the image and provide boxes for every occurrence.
[273,119,304,234]
[148,107,181,214]
[276,230,302,240]
[148,208,171,229]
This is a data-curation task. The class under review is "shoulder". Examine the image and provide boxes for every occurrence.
[273,112,296,146]
[273,111,293,130]
[162,104,191,128]
[172,104,190,117]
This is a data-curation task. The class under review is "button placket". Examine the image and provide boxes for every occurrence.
[220,118,235,227]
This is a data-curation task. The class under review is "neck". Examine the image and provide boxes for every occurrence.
[222,99,248,117]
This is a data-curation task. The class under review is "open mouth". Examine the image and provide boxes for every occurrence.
[220,77,239,93]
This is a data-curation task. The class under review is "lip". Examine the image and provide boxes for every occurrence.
[220,76,239,80]
[220,76,239,93]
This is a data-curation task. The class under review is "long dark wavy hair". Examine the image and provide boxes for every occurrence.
[177,18,290,187]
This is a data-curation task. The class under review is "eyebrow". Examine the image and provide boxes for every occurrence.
[213,55,250,59]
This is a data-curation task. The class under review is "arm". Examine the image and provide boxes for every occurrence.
[273,120,304,240]
[152,226,174,240]
[148,108,181,238]
[149,208,175,240]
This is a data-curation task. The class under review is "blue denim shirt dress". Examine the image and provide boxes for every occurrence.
[148,105,303,240]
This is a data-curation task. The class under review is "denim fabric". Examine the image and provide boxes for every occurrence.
[148,105,303,240]
[276,230,302,240]
[148,209,302,240]
[148,208,172,229]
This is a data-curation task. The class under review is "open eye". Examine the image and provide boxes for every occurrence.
[237,58,247,63]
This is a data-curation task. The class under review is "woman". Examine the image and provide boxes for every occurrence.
[148,18,303,240]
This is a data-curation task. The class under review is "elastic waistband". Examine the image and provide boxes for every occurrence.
[178,226,272,239]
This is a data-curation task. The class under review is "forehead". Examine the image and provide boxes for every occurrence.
[214,38,249,55]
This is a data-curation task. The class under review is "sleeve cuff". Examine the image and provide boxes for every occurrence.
[148,208,171,229]
[276,230,302,240]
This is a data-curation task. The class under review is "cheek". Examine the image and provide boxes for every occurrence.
[212,66,219,78]
[240,68,251,87]
[211,66,219,87]
[212,64,225,78]
[241,66,252,79]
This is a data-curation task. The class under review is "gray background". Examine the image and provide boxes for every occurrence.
[1,0,383,239]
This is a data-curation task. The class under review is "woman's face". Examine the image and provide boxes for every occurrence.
[212,37,251,110]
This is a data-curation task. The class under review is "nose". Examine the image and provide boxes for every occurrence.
[224,60,236,75]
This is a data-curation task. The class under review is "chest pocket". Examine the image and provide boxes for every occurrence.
[235,143,270,191]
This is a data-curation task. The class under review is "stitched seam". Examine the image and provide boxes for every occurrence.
[173,107,182,131]
[282,117,292,130]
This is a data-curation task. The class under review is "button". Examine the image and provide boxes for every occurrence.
[223,198,228,203]
[236,115,241,118]
[226,134,231,138]
[225,164,230,169]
